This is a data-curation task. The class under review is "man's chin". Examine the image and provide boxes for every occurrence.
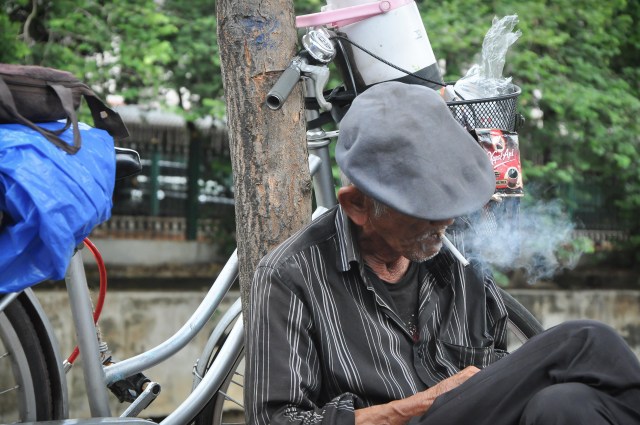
[407,240,443,262]
[407,250,440,263]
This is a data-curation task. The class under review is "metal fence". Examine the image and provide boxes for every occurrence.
[95,107,234,241]
[563,181,637,238]
[95,107,633,244]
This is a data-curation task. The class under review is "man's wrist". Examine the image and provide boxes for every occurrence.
[354,394,435,425]
[395,391,436,418]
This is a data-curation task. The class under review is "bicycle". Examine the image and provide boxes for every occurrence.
[0,5,543,425]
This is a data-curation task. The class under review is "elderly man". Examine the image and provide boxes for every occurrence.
[246,82,640,425]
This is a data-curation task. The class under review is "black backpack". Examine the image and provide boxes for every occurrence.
[0,63,128,154]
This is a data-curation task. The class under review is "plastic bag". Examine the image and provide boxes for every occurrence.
[0,122,115,293]
[454,15,522,100]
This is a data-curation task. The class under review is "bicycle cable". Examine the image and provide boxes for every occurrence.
[334,36,360,96]
[330,35,446,88]
[66,237,108,365]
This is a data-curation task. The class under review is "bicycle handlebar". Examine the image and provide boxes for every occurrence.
[266,57,306,110]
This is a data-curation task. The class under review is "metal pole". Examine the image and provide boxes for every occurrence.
[149,136,161,216]
[104,250,239,385]
[161,318,244,425]
[185,123,202,240]
[307,136,338,208]
[192,298,242,388]
[303,77,338,209]
[65,252,112,417]
[0,292,19,313]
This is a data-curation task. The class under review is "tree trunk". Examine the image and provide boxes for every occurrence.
[216,0,312,320]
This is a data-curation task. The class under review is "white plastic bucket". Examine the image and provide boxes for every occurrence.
[325,0,443,88]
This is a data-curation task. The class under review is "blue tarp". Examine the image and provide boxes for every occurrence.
[0,122,115,293]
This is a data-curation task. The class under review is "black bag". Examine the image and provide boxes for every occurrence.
[0,63,128,154]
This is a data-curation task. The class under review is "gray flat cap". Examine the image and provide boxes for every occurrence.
[336,81,495,220]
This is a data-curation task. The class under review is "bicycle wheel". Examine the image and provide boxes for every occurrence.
[193,323,245,425]
[499,287,544,351]
[0,294,56,422]
[201,348,245,425]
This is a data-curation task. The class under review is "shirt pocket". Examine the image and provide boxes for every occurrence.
[438,340,500,370]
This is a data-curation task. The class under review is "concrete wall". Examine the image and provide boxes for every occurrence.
[81,239,220,266]
[510,289,640,354]
[34,288,640,419]
[36,289,237,419]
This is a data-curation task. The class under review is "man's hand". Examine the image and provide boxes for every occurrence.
[421,366,480,402]
[354,366,480,425]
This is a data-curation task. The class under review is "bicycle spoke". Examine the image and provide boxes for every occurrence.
[229,376,244,387]
[0,384,19,396]
[219,390,243,409]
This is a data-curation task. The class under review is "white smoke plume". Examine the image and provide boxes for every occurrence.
[459,195,588,284]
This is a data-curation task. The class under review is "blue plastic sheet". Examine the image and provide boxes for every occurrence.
[0,122,115,293]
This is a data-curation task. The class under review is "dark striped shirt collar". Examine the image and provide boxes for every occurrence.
[335,205,362,273]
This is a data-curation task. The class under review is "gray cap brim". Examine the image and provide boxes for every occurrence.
[336,81,495,221]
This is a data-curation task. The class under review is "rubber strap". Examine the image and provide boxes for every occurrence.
[84,92,129,140]
[0,76,80,154]
[49,83,82,152]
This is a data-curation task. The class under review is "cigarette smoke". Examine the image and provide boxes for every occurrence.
[460,194,587,284]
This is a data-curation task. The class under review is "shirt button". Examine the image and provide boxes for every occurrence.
[417,351,424,358]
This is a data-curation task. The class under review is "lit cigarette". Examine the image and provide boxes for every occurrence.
[442,235,470,267]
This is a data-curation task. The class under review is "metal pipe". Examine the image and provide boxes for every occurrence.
[65,253,112,417]
[0,292,19,313]
[192,298,242,389]
[309,154,322,177]
[104,250,239,385]
[313,206,329,220]
[308,140,338,208]
[303,72,338,208]
[161,318,244,425]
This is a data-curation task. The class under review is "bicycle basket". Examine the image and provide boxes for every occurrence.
[447,85,521,132]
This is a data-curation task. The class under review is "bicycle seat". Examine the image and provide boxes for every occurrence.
[115,147,142,180]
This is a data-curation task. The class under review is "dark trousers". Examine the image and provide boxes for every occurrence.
[419,320,640,425]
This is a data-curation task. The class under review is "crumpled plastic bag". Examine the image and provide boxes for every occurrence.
[0,122,115,293]
[454,15,522,100]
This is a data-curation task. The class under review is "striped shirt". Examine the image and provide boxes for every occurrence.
[246,206,508,425]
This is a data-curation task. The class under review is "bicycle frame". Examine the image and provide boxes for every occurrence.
[63,248,242,420]
[59,122,339,423]
[3,19,541,425]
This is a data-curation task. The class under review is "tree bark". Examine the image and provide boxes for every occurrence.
[216,0,312,320]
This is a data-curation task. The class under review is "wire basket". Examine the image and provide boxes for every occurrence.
[447,85,521,132]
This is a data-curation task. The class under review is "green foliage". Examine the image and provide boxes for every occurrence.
[556,235,595,267]
[0,0,221,117]
[2,0,639,253]
[159,0,222,119]
[294,0,326,15]
[491,268,511,287]
[0,12,29,61]
[423,0,640,248]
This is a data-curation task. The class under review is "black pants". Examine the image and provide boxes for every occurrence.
[420,320,640,425]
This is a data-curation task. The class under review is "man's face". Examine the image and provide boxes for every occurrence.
[367,203,454,262]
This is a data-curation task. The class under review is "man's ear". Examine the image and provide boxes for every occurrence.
[338,186,369,226]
